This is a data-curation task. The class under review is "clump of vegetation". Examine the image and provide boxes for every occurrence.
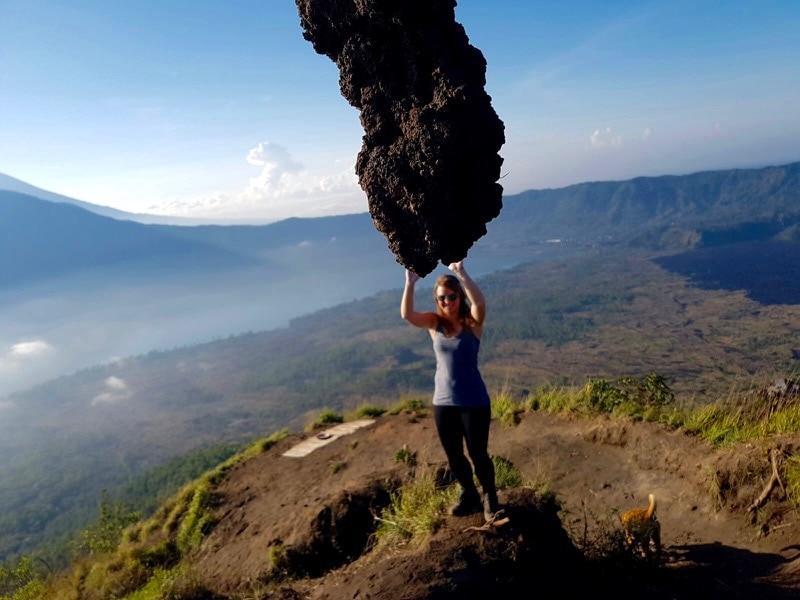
[580,373,674,417]
[267,543,291,581]
[520,374,678,424]
[492,391,526,426]
[376,457,532,548]
[701,464,725,511]
[352,404,387,419]
[121,566,217,600]
[784,453,800,507]
[678,383,800,448]
[176,483,216,555]
[374,472,457,547]
[388,396,427,416]
[73,491,141,557]
[0,557,42,600]
[492,455,524,489]
[247,429,290,456]
[308,408,344,430]
[393,445,417,466]
[527,384,583,413]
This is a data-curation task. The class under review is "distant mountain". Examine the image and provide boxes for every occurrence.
[151,213,377,256]
[0,191,258,287]
[3,160,800,290]
[491,161,800,247]
[0,172,200,225]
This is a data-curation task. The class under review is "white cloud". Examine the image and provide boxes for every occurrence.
[10,340,53,357]
[243,142,358,203]
[0,339,54,374]
[145,141,364,222]
[92,376,132,406]
[590,127,623,148]
[245,141,305,199]
[246,141,303,169]
[642,127,653,140]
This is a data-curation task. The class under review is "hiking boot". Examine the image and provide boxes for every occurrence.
[449,487,482,516]
[482,490,500,522]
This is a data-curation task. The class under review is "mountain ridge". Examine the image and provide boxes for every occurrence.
[3,160,800,290]
[0,191,261,287]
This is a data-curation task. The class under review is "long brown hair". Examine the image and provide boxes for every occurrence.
[433,274,475,330]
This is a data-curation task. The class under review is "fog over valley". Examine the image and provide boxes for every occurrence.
[0,220,549,398]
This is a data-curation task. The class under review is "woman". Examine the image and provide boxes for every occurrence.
[400,261,499,521]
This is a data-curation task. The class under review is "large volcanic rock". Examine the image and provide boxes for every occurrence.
[296,0,505,276]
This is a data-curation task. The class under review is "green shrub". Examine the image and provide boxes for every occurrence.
[353,404,387,419]
[388,396,427,416]
[580,374,675,416]
[74,491,141,556]
[131,539,180,570]
[266,542,300,581]
[581,379,627,413]
[491,393,526,426]
[393,445,417,466]
[527,385,581,413]
[784,453,800,507]
[176,483,216,554]
[375,473,454,546]
[163,485,196,534]
[491,456,524,489]
[80,556,150,600]
[5,579,47,600]
[123,567,216,600]
[0,557,39,599]
[309,408,344,430]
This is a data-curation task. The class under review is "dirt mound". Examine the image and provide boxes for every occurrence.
[308,488,589,599]
[192,411,800,599]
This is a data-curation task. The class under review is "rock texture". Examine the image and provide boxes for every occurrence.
[295,0,505,276]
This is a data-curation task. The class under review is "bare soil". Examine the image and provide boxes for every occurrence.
[192,410,800,599]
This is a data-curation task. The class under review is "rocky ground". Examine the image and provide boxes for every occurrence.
[191,409,800,599]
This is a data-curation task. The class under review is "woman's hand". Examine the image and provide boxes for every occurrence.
[448,261,465,278]
[405,269,421,285]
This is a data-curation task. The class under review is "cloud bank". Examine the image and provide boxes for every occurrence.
[150,141,365,222]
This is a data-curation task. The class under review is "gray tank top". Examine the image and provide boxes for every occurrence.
[432,325,490,407]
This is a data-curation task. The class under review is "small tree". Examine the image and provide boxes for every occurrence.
[0,556,37,597]
[74,490,140,556]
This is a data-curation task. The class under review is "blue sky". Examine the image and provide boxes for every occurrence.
[1,0,799,223]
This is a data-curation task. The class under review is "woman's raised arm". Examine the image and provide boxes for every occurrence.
[400,269,438,330]
[449,261,486,327]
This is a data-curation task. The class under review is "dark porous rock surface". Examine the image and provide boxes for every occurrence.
[295,0,505,276]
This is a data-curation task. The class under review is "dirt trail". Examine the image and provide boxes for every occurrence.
[194,410,800,599]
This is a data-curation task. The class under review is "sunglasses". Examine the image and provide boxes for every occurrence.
[437,293,459,303]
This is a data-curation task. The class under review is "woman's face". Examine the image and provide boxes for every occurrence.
[435,285,460,317]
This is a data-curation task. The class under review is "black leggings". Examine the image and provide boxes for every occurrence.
[433,405,495,492]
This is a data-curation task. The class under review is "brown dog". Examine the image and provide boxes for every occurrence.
[620,493,662,557]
